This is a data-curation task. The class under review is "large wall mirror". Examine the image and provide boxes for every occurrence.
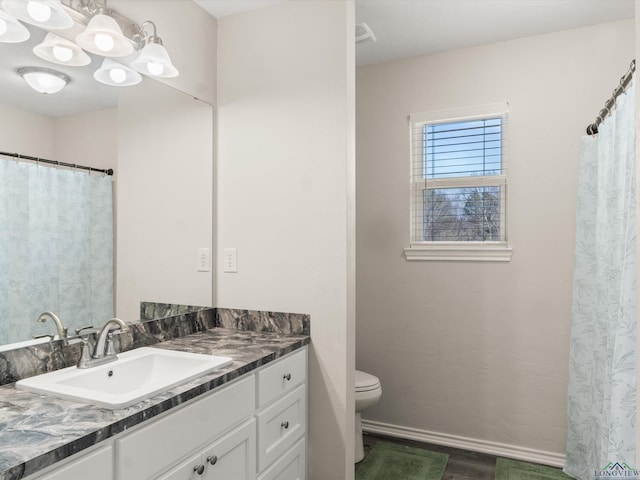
[0,8,214,350]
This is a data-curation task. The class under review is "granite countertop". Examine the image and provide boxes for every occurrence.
[0,327,310,480]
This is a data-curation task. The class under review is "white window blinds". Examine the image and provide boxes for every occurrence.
[410,103,508,245]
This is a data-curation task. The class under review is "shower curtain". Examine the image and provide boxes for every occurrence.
[0,160,113,344]
[564,82,637,479]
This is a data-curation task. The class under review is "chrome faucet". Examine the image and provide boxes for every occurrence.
[77,318,128,369]
[36,311,67,340]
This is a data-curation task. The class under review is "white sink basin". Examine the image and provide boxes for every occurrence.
[16,347,233,409]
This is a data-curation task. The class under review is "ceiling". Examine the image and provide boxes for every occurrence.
[195,0,635,66]
[2,0,633,117]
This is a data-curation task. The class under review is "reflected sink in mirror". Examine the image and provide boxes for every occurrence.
[16,347,233,409]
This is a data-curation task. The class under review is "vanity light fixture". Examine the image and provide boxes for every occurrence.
[18,66,69,94]
[93,58,141,87]
[2,0,72,30]
[75,10,133,57]
[0,8,30,42]
[34,32,90,66]
[130,21,178,78]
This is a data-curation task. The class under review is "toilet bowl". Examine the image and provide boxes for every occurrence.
[355,370,382,463]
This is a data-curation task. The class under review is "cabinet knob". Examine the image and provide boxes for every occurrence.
[193,464,205,475]
[283,373,292,381]
[207,455,218,466]
[281,420,289,429]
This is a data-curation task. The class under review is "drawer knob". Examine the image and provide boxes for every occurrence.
[281,420,290,429]
[207,455,218,466]
[193,464,205,475]
[283,373,292,381]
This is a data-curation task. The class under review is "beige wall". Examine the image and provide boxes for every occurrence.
[116,82,214,321]
[356,19,634,463]
[0,106,116,170]
[216,1,356,478]
[55,109,117,170]
[0,105,55,157]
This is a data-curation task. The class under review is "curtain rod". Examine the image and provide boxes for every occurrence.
[0,151,114,176]
[586,59,635,136]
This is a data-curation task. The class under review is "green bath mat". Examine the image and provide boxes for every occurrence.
[356,441,449,480]
[495,458,575,480]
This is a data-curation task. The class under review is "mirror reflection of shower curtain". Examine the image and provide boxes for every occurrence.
[0,161,113,344]
[564,82,636,480]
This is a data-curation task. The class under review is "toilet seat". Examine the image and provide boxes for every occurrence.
[355,370,380,393]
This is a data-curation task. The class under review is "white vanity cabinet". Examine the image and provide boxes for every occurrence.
[20,346,308,480]
[255,348,307,479]
[116,375,255,480]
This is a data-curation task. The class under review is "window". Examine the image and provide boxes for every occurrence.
[405,103,512,261]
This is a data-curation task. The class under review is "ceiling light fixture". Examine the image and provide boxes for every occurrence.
[75,9,133,57]
[18,66,70,94]
[131,21,178,78]
[93,58,141,87]
[34,32,91,66]
[0,8,30,43]
[2,0,73,30]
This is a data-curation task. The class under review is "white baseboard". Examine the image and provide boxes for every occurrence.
[361,419,566,468]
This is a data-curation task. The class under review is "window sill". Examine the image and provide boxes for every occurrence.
[404,242,513,262]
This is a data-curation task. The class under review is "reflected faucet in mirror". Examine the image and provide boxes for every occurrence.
[35,311,67,341]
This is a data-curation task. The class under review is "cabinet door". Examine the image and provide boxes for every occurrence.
[203,419,256,480]
[117,375,255,480]
[154,451,204,480]
[155,419,256,480]
[34,445,113,480]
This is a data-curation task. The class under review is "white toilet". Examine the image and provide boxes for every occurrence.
[354,370,382,463]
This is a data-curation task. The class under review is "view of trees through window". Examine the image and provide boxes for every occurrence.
[418,117,504,241]
[423,186,501,241]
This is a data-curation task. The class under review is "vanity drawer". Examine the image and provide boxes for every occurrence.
[257,348,306,408]
[257,438,306,480]
[116,375,255,480]
[256,384,306,472]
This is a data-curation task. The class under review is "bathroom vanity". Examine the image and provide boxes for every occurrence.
[0,327,309,480]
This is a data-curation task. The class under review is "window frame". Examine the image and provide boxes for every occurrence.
[405,103,513,262]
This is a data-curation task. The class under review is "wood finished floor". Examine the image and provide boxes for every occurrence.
[357,433,498,480]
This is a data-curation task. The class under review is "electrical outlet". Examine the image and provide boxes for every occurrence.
[224,248,237,273]
[197,248,210,272]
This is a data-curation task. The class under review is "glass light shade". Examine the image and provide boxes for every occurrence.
[130,42,178,78]
[18,66,69,94]
[75,13,133,57]
[33,32,91,66]
[93,58,141,87]
[0,9,30,43]
[2,0,73,30]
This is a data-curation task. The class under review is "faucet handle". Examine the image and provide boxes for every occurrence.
[105,332,118,356]
[77,337,93,368]
[33,333,54,341]
[74,325,95,336]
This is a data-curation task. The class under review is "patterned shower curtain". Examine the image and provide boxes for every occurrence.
[0,160,113,344]
[564,82,636,479]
